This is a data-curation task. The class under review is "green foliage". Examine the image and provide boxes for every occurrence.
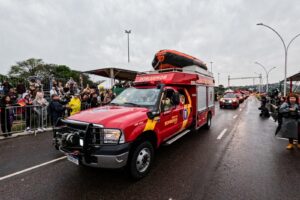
[50,65,92,86]
[9,58,44,79]
[7,58,93,86]
[0,74,8,81]
[215,84,226,95]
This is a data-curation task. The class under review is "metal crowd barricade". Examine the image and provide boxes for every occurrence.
[0,105,51,137]
[0,101,99,137]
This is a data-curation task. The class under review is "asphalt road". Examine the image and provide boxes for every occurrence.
[1,96,300,200]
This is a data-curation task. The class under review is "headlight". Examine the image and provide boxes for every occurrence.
[232,99,236,102]
[79,139,84,146]
[103,129,125,144]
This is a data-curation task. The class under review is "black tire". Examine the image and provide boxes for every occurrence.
[128,141,154,180]
[204,113,212,129]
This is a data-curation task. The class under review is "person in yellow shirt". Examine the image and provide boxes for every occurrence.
[67,94,81,115]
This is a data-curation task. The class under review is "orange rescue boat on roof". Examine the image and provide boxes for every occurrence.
[152,49,208,70]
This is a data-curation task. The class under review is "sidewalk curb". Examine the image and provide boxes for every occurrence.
[0,127,53,140]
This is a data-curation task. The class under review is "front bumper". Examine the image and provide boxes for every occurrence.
[219,102,238,107]
[81,152,129,168]
[54,119,130,169]
[60,143,131,169]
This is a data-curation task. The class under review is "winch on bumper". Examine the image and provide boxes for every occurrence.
[53,119,130,169]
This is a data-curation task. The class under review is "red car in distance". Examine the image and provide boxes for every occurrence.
[235,93,244,103]
[219,93,239,109]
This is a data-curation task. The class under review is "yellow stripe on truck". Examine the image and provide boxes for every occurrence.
[143,117,159,131]
[181,88,192,130]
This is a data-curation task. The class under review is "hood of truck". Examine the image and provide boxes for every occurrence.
[67,106,149,128]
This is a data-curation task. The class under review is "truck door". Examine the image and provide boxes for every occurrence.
[159,88,183,140]
[178,88,192,131]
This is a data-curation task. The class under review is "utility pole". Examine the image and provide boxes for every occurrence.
[218,73,220,86]
[228,75,230,87]
[210,61,213,73]
[254,72,262,93]
[125,30,131,63]
[259,73,262,93]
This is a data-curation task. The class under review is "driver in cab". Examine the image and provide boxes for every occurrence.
[162,97,172,111]
[161,90,178,111]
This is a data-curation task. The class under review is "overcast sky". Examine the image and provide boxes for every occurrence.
[0,0,300,86]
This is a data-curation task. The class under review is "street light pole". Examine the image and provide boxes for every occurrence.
[259,73,262,93]
[218,73,220,86]
[228,75,230,87]
[210,61,213,73]
[266,67,276,92]
[254,72,262,93]
[257,23,300,96]
[254,61,277,93]
[125,30,131,63]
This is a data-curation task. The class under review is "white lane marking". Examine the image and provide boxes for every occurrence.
[0,156,66,181]
[217,128,228,140]
[233,115,238,119]
[276,137,288,141]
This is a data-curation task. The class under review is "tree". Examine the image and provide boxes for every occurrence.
[215,84,226,96]
[8,58,45,79]
[7,58,93,88]
[0,74,8,82]
[50,65,92,86]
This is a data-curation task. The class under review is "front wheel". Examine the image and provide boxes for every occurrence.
[128,141,154,180]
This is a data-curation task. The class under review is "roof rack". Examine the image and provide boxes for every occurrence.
[144,66,213,78]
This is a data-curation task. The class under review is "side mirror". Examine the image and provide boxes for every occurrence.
[147,111,160,120]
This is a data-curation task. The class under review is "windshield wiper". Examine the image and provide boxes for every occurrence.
[123,102,142,107]
[109,102,120,106]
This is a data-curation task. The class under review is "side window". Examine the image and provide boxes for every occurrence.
[208,87,214,107]
[197,86,207,112]
[161,89,176,112]
[178,89,188,105]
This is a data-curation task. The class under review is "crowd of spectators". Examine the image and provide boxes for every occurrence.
[0,77,121,137]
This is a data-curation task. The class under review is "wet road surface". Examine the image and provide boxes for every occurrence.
[1,96,300,200]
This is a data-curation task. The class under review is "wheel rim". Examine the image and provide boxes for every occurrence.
[136,148,151,173]
[207,116,211,126]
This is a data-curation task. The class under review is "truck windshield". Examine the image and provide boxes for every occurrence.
[110,87,160,109]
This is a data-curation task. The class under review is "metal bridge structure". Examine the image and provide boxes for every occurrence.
[228,74,263,92]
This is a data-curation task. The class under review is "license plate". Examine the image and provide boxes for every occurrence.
[67,154,79,165]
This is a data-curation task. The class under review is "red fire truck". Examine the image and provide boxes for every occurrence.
[53,50,215,179]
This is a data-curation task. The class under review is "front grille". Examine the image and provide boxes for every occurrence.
[91,127,103,145]
[66,123,88,131]
[56,119,109,147]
